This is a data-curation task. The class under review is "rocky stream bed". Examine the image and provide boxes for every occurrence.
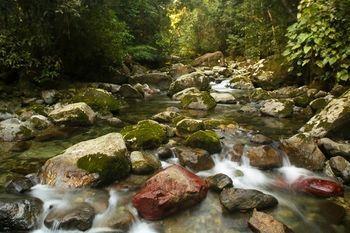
[0,56,350,233]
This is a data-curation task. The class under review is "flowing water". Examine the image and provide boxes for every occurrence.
[1,82,349,233]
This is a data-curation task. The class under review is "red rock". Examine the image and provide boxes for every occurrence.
[291,177,344,197]
[273,176,344,197]
[132,165,208,220]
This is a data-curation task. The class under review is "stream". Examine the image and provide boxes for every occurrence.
[1,81,349,233]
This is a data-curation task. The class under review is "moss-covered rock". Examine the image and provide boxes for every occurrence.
[40,133,129,188]
[121,120,168,150]
[28,115,52,130]
[293,94,312,108]
[203,119,230,130]
[260,99,294,118]
[250,88,272,101]
[48,102,96,126]
[74,88,122,114]
[130,151,161,175]
[176,118,204,135]
[0,118,34,142]
[172,87,200,101]
[152,111,181,123]
[180,91,217,111]
[309,96,332,112]
[186,130,221,154]
[229,75,254,90]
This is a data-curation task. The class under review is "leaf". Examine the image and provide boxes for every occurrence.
[303,46,312,54]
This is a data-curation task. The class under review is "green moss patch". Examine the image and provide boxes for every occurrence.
[186,130,222,154]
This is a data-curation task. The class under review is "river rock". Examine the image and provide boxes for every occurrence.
[41,89,58,104]
[250,88,273,101]
[172,87,200,100]
[248,209,294,233]
[250,134,273,144]
[192,51,225,67]
[290,177,344,197]
[169,63,196,78]
[132,165,208,220]
[174,146,214,171]
[186,130,221,154]
[220,188,278,212]
[230,75,255,90]
[95,206,134,231]
[0,195,43,232]
[130,151,161,175]
[121,120,168,150]
[155,146,174,159]
[252,70,282,91]
[309,96,331,112]
[119,84,144,99]
[74,88,122,114]
[176,118,204,135]
[206,173,233,192]
[210,93,236,104]
[40,133,130,188]
[168,72,210,97]
[5,176,34,194]
[44,203,95,231]
[300,89,350,138]
[317,138,350,159]
[28,114,52,130]
[130,72,171,90]
[0,118,33,142]
[180,91,217,110]
[48,102,96,126]
[232,145,283,170]
[281,133,326,171]
[152,110,181,123]
[329,156,350,184]
[260,99,294,118]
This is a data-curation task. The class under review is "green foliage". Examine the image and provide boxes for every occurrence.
[284,0,350,83]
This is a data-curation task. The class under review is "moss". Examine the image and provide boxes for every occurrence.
[77,153,130,185]
[250,88,272,101]
[294,94,312,107]
[203,119,228,130]
[180,92,216,110]
[74,88,122,114]
[120,120,168,150]
[176,118,204,135]
[186,130,222,154]
[172,115,186,125]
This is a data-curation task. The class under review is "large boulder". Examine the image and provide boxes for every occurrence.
[74,88,122,113]
[0,118,33,142]
[48,102,96,126]
[0,195,43,232]
[280,133,326,171]
[180,92,217,111]
[220,188,278,212]
[260,99,294,118]
[300,89,350,138]
[168,72,210,97]
[40,133,130,188]
[121,120,168,150]
[174,146,214,171]
[130,72,171,90]
[248,209,294,233]
[132,165,208,220]
[44,203,95,231]
[192,51,225,67]
[186,130,221,154]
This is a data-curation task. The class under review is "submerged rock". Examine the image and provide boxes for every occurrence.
[329,156,350,184]
[130,151,161,175]
[0,194,43,232]
[44,203,95,231]
[300,89,350,138]
[40,133,130,188]
[0,118,33,142]
[168,72,210,96]
[174,146,214,171]
[281,133,326,171]
[132,165,208,220]
[180,91,217,110]
[95,206,134,231]
[248,209,294,233]
[121,120,168,150]
[74,88,122,114]
[260,99,294,118]
[206,173,233,192]
[48,102,96,126]
[186,130,221,154]
[220,188,278,212]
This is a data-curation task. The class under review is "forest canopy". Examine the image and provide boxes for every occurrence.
[0,0,349,85]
